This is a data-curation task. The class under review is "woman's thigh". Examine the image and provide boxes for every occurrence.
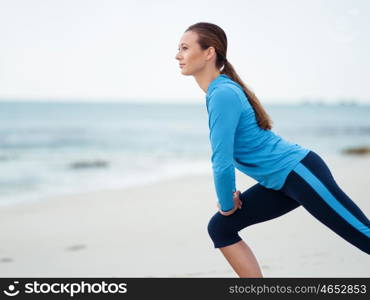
[207,182,301,248]
[235,182,302,231]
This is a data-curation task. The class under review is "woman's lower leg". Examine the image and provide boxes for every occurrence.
[219,239,263,278]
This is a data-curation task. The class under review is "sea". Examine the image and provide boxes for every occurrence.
[0,101,369,206]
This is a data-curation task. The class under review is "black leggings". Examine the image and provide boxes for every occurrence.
[207,150,370,254]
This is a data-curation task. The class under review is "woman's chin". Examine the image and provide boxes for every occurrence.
[181,69,192,76]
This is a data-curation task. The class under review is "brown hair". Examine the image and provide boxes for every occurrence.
[186,22,273,130]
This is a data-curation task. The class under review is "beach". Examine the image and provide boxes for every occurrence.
[1,0,370,281]
[0,153,369,277]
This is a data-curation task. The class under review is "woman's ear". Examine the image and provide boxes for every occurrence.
[205,46,216,61]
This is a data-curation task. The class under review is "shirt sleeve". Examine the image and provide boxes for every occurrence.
[207,86,242,212]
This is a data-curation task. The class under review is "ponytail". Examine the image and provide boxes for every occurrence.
[222,61,273,130]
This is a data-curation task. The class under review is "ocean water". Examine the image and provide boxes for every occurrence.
[0,101,369,206]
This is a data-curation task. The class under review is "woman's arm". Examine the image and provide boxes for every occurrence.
[208,86,242,211]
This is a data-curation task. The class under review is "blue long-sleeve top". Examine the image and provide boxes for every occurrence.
[206,74,310,212]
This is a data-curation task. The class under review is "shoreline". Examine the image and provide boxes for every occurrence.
[2,151,367,209]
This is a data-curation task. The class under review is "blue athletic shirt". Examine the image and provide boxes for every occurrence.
[206,74,310,212]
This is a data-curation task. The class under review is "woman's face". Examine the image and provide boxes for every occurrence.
[175,30,208,76]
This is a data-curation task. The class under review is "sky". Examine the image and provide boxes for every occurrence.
[0,0,369,104]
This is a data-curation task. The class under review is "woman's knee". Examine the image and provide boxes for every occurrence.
[207,213,224,239]
[207,212,240,247]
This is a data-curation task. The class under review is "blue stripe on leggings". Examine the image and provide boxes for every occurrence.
[294,163,370,238]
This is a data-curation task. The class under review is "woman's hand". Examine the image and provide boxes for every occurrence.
[217,190,242,216]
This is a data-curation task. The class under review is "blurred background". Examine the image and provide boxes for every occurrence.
[0,0,369,207]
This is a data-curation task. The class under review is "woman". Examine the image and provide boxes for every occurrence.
[175,22,370,277]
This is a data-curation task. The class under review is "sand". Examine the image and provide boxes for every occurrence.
[0,153,369,277]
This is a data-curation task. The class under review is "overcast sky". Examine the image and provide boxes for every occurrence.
[1,0,369,104]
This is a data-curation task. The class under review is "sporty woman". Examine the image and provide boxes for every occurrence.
[175,22,370,277]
